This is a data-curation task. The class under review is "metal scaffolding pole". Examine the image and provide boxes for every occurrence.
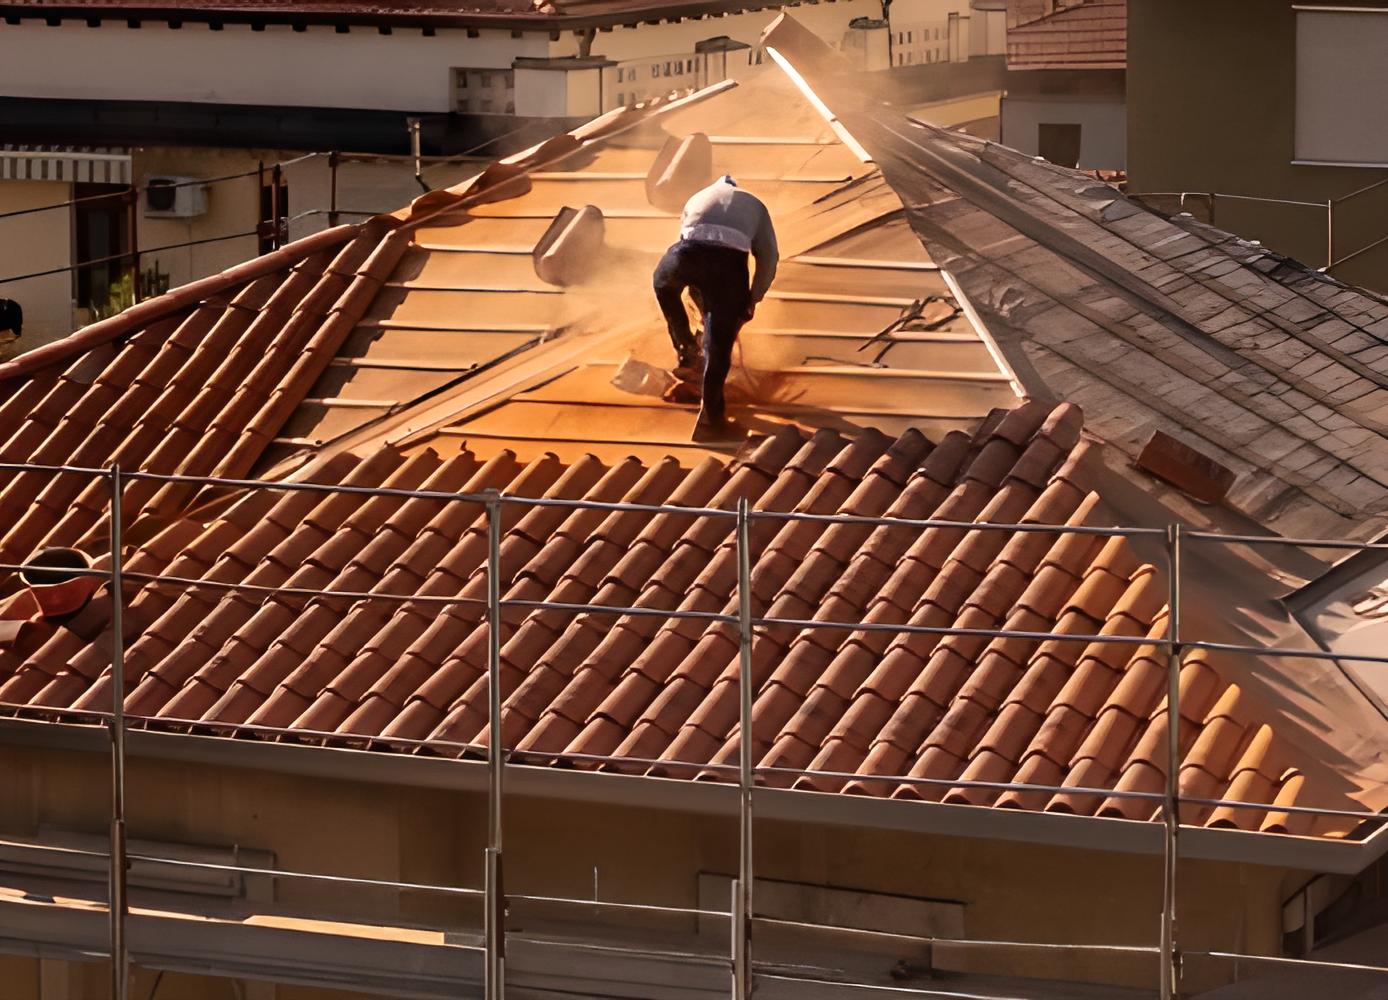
[485,490,505,1000]
[734,497,754,1000]
[109,464,129,1000]
[1160,524,1182,1000]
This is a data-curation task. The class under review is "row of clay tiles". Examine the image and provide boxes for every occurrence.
[0,403,1326,834]
[1005,0,1127,69]
[0,93,696,574]
[896,121,1388,529]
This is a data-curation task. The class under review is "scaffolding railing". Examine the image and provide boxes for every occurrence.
[0,459,1387,1000]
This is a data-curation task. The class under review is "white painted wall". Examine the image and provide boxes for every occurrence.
[515,68,573,118]
[971,6,1004,54]
[1000,94,1126,169]
[0,22,547,112]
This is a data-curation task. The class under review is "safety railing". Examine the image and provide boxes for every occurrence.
[0,458,1387,1000]
[1135,176,1388,275]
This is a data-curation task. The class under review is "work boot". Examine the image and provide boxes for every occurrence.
[676,342,702,371]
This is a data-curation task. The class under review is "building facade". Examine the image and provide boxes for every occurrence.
[998,0,1126,170]
[1127,0,1388,292]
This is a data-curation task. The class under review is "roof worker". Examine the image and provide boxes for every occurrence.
[652,174,778,439]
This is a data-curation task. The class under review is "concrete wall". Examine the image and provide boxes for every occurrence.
[1001,93,1126,169]
[1127,0,1388,292]
[0,740,1297,998]
[0,181,72,357]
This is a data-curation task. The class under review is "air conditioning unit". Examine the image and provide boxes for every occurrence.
[143,176,207,219]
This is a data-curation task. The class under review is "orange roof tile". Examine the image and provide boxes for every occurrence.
[1006,0,1126,71]
[0,401,1358,838]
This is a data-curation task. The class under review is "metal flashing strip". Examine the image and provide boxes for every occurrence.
[791,255,943,271]
[763,47,874,165]
[1291,159,1388,169]
[940,269,1024,397]
[1291,4,1388,12]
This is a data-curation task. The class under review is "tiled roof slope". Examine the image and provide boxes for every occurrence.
[835,106,1388,543]
[1006,0,1126,71]
[0,89,716,574]
[0,402,1359,838]
[0,222,393,569]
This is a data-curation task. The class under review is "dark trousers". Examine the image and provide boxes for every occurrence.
[652,240,751,423]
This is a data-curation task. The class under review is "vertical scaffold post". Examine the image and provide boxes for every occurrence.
[734,497,754,1000]
[1327,198,1336,270]
[109,464,129,1000]
[485,489,505,1000]
[328,151,340,229]
[1161,523,1183,1000]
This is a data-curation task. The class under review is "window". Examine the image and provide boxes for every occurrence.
[616,67,624,83]
[257,173,288,255]
[1038,122,1083,169]
[73,183,130,312]
[1295,9,1388,163]
[452,67,515,115]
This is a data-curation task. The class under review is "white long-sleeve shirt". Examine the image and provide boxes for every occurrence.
[679,176,780,303]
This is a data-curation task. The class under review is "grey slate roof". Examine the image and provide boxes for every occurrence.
[850,113,1388,542]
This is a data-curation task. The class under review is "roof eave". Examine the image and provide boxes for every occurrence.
[0,714,1368,875]
[0,0,811,33]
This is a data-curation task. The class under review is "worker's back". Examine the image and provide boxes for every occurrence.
[679,176,773,255]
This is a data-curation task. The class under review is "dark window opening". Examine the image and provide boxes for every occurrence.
[73,183,131,312]
[1038,122,1082,169]
[258,176,289,254]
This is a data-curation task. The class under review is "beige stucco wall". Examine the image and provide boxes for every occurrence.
[133,148,266,294]
[0,180,74,358]
[1128,0,1388,292]
[0,739,1298,998]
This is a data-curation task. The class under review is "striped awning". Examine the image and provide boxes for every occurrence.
[0,145,131,185]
